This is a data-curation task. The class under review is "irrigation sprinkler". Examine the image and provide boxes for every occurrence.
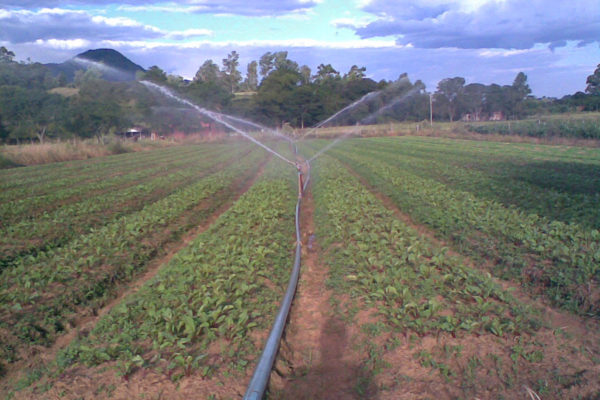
[141,81,296,167]
[141,80,310,400]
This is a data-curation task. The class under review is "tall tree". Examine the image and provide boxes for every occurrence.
[255,68,303,126]
[512,72,531,100]
[434,77,465,122]
[70,80,128,142]
[222,51,241,93]
[194,60,221,83]
[259,52,275,78]
[585,64,600,95]
[142,66,167,83]
[299,65,312,85]
[273,51,298,72]
[314,64,340,82]
[344,65,366,81]
[0,46,15,63]
[245,60,258,91]
[462,83,486,119]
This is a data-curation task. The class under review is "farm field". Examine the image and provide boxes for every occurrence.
[1,137,599,399]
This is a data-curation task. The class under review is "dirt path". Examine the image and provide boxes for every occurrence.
[0,156,269,396]
[269,188,374,400]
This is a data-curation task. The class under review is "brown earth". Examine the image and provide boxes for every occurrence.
[268,188,378,400]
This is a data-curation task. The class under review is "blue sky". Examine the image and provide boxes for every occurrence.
[0,0,598,97]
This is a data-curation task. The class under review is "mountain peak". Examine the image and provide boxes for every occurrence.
[75,49,145,75]
[45,48,145,82]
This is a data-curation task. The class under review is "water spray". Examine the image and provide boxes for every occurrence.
[295,90,378,141]
[219,114,294,144]
[359,86,420,125]
[72,57,133,80]
[141,81,296,166]
[295,76,413,142]
[303,83,422,163]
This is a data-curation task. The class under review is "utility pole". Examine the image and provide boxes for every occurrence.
[429,93,433,128]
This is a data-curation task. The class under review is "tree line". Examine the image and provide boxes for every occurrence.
[1,45,599,143]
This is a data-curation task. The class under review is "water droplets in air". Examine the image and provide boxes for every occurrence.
[141,81,295,166]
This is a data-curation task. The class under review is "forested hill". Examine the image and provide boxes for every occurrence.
[45,49,145,82]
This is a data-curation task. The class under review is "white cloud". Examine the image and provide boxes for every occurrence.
[34,38,91,49]
[331,17,373,29]
[479,48,536,58]
[116,5,211,13]
[99,38,399,50]
[166,29,213,39]
[0,0,321,17]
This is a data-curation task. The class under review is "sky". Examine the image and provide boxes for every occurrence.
[0,0,598,97]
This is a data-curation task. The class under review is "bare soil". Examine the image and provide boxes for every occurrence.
[268,189,377,400]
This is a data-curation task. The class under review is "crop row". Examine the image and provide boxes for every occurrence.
[0,145,201,193]
[311,156,537,336]
[0,147,267,369]
[309,156,552,396]
[309,155,600,398]
[360,137,600,191]
[341,138,600,229]
[0,146,251,268]
[466,117,600,139]
[0,145,233,224]
[50,157,297,390]
[329,143,600,316]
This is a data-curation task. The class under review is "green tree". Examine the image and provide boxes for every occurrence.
[259,52,275,78]
[185,80,232,110]
[314,64,340,83]
[434,77,465,121]
[273,51,298,72]
[512,71,531,99]
[70,80,128,142]
[255,68,304,126]
[194,60,221,83]
[0,46,15,63]
[74,68,102,87]
[586,64,600,95]
[462,83,486,119]
[299,65,312,85]
[142,66,167,83]
[0,86,67,143]
[244,60,258,91]
[344,65,366,81]
[222,51,241,93]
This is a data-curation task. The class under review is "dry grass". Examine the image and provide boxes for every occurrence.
[48,87,79,97]
[0,139,173,168]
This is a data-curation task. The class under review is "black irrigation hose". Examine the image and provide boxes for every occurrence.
[243,147,311,400]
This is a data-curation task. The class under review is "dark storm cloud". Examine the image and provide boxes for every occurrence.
[0,0,318,16]
[0,9,163,43]
[356,0,600,49]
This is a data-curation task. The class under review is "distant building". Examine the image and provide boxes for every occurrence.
[490,111,505,121]
[461,113,481,122]
[117,127,149,140]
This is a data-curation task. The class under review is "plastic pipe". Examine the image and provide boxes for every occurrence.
[243,162,310,400]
